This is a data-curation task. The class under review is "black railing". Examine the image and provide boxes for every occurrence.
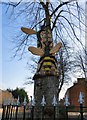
[1,104,87,120]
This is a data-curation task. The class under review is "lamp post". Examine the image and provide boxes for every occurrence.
[52,95,57,120]
[78,92,84,120]
[41,95,46,120]
[64,95,70,120]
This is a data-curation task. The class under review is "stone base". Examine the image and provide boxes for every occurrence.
[33,76,59,119]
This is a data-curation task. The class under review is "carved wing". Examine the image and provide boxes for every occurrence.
[21,27,37,35]
[28,47,44,56]
[50,42,62,55]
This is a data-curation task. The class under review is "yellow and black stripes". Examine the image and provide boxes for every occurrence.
[37,56,58,73]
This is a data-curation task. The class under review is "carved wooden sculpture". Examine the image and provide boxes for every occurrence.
[21,26,62,78]
[21,26,62,119]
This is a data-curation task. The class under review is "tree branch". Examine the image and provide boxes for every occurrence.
[52,10,63,31]
[50,1,70,17]
[60,15,84,48]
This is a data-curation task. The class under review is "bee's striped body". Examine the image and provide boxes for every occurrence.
[36,56,59,76]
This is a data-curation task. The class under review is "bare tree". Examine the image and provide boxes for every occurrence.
[72,49,87,78]
[2,0,86,94]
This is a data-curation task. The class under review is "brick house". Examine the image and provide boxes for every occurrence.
[0,89,13,107]
[65,78,87,106]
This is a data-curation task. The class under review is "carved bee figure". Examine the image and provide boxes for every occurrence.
[21,26,62,77]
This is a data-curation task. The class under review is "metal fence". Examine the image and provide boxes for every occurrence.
[1,104,87,120]
[1,104,31,120]
[1,92,87,120]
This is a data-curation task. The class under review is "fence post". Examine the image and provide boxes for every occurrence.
[52,95,57,120]
[10,99,14,120]
[78,92,84,120]
[23,106,26,120]
[2,104,6,120]
[54,106,55,120]
[31,106,34,120]
[64,95,70,120]
[15,96,20,120]
[10,105,13,120]
[8,104,11,120]
[42,106,44,120]
[65,106,68,120]
[23,97,27,120]
[80,103,83,120]
[41,95,46,120]
[6,105,9,119]
[5,99,10,120]
[15,105,18,120]
[31,97,35,120]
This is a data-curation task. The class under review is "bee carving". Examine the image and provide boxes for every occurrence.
[21,26,62,78]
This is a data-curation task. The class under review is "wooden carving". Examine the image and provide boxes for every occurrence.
[21,26,62,77]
